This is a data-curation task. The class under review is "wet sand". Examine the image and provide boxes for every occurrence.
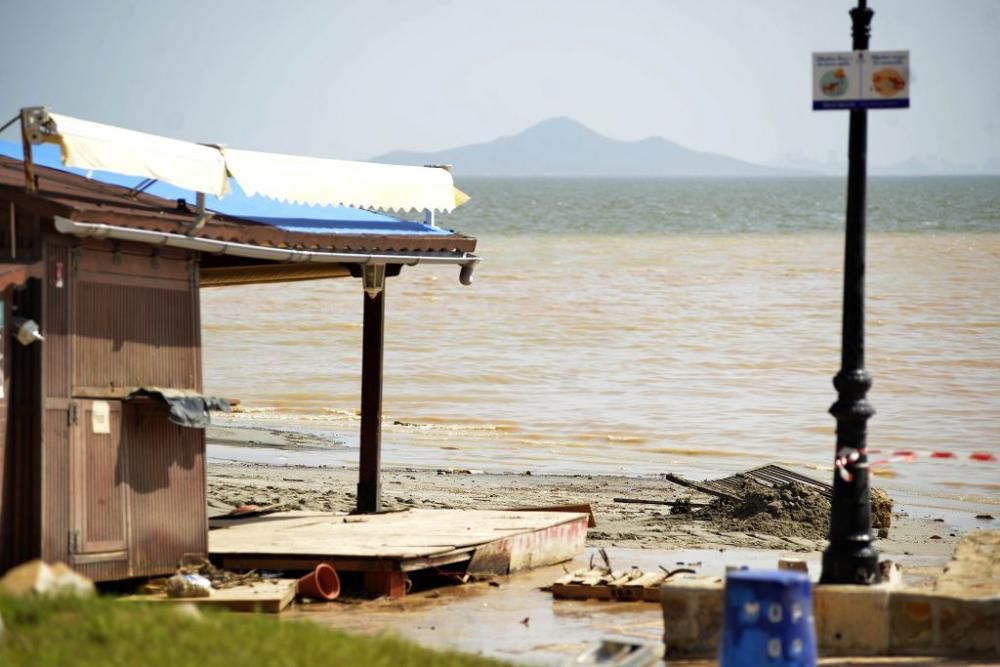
[207,427,985,559]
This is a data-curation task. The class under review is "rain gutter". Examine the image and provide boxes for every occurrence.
[54,216,479,285]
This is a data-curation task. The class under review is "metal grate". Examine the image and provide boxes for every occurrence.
[666,464,832,502]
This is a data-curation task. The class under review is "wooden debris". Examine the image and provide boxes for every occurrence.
[662,473,742,503]
[124,579,297,613]
[613,497,708,507]
[552,567,687,602]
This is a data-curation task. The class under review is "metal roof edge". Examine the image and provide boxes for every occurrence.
[53,217,480,285]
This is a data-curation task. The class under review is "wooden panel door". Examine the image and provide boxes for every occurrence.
[69,400,129,561]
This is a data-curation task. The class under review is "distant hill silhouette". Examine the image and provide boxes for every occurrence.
[372,117,807,177]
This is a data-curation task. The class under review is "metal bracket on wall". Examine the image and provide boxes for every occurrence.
[19,107,52,193]
[67,529,81,555]
[186,192,213,237]
[67,400,78,426]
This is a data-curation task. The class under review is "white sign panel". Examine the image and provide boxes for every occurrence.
[92,400,111,435]
[813,50,909,110]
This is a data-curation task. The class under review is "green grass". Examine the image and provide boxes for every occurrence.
[0,594,510,667]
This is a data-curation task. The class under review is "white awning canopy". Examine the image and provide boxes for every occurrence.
[33,110,466,213]
[223,147,459,212]
[47,113,230,196]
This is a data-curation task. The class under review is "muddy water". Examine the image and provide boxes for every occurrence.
[201,178,999,505]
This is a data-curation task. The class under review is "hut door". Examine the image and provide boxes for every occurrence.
[69,400,129,561]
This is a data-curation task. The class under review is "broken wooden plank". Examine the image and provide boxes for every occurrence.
[551,567,670,603]
[613,497,709,507]
[124,579,297,613]
[663,473,742,503]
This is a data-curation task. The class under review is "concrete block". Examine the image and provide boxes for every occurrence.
[659,577,724,657]
[813,584,890,656]
[658,566,999,659]
[890,591,1000,657]
[778,558,809,574]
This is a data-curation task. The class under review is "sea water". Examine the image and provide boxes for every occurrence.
[202,176,1000,507]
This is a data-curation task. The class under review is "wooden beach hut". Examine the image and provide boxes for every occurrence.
[0,108,479,582]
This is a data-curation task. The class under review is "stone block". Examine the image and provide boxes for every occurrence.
[813,583,890,655]
[659,577,724,657]
[889,591,1000,656]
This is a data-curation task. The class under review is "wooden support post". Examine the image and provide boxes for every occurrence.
[19,109,37,193]
[356,285,385,513]
[363,570,407,599]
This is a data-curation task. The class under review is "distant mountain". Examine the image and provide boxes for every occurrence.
[372,117,809,177]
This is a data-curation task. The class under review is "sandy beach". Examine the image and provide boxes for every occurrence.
[207,425,981,562]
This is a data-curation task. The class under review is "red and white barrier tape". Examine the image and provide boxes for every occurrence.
[866,449,996,465]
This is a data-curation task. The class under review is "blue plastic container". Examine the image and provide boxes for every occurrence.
[720,570,817,667]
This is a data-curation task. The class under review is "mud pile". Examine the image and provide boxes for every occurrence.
[698,479,831,540]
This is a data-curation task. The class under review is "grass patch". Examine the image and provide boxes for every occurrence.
[0,594,509,667]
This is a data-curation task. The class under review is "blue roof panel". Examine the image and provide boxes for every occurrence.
[0,140,449,236]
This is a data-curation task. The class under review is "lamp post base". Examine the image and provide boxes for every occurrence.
[820,541,879,585]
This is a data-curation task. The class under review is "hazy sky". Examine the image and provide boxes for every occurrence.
[2,1,998,171]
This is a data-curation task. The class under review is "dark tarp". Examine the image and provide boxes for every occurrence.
[127,387,230,428]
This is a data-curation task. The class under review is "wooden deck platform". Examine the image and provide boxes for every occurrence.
[209,509,588,598]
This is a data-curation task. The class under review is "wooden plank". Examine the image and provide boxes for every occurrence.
[664,473,742,503]
[505,503,597,528]
[124,579,297,613]
[399,549,474,573]
[220,548,474,575]
[613,497,708,508]
[507,516,588,572]
[209,509,589,561]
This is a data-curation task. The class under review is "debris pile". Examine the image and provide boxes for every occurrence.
[141,554,262,596]
[665,465,894,540]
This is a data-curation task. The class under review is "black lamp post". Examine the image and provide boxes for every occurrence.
[821,0,880,585]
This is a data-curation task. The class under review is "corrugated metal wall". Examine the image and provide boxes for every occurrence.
[73,245,198,395]
[125,400,207,576]
[75,401,127,553]
[40,238,72,566]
